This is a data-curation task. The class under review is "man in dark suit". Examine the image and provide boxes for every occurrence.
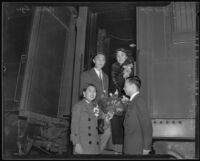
[123,76,152,155]
[80,52,109,102]
[80,52,111,153]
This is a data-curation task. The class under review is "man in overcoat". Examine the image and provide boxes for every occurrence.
[123,76,153,155]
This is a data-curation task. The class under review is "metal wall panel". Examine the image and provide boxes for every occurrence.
[137,3,196,118]
[19,7,74,119]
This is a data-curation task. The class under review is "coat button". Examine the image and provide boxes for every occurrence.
[89,141,92,144]
[88,126,91,129]
[88,118,91,121]
[88,133,91,136]
[96,141,99,145]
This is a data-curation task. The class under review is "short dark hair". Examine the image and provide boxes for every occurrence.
[126,76,141,89]
[93,51,106,59]
[82,83,97,92]
[115,48,131,57]
[81,83,97,99]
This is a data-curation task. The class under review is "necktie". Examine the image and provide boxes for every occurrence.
[99,72,105,94]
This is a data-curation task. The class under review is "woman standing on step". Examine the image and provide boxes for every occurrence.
[110,48,134,152]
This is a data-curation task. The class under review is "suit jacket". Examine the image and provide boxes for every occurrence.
[123,94,152,154]
[70,99,100,154]
[80,68,109,101]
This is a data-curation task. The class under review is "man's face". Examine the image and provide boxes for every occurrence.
[124,80,137,96]
[116,51,127,65]
[93,54,106,70]
[83,86,96,102]
[124,81,131,96]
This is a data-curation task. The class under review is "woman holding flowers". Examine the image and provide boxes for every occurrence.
[111,48,134,96]
[70,83,113,154]
[79,52,112,152]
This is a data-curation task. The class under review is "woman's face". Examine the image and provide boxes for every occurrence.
[116,51,127,65]
[83,86,97,102]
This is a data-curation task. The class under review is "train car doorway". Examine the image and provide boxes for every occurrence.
[84,5,137,94]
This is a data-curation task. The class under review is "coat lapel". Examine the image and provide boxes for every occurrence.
[90,68,101,83]
[128,94,140,109]
[82,99,97,119]
[124,94,140,124]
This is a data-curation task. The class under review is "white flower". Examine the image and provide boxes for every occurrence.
[114,90,119,96]
[93,105,100,117]
[94,113,99,117]
[116,107,123,112]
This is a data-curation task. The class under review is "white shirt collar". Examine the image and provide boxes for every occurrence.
[94,68,102,78]
[130,91,140,101]
[84,98,92,105]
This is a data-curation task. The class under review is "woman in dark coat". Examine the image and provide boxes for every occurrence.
[110,48,134,147]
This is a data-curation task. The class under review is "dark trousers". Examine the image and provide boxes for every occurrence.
[110,115,124,144]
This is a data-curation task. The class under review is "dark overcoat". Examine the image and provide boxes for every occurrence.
[123,94,153,154]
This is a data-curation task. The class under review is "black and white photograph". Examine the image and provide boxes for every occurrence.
[2,1,199,160]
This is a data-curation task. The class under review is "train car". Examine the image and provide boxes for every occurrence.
[2,1,199,159]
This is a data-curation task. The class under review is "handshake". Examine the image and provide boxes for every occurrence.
[105,111,114,123]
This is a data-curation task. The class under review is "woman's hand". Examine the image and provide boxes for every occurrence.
[75,143,84,154]
[121,95,129,103]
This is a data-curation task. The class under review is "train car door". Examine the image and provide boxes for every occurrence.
[17,6,88,155]
[19,6,77,119]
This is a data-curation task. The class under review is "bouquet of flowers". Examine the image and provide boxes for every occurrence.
[98,92,129,116]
